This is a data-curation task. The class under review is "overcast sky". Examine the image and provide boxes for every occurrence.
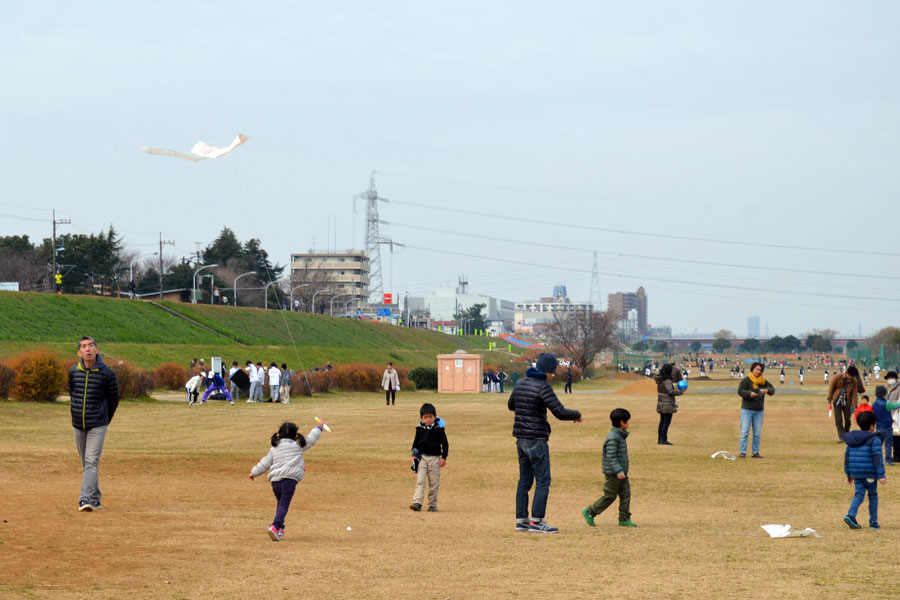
[3,2,899,338]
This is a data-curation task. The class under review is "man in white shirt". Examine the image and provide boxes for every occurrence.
[267,362,281,403]
[246,361,259,403]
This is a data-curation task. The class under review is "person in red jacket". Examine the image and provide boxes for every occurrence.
[854,395,874,420]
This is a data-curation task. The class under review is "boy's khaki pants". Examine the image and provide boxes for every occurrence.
[413,455,442,508]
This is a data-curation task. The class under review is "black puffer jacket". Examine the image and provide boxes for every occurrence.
[69,356,120,431]
[508,368,581,440]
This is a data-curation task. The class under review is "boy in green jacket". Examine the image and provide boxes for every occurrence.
[581,408,637,527]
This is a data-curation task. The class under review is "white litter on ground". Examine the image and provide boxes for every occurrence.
[761,524,822,538]
[710,450,736,460]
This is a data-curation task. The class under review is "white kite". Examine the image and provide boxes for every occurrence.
[761,524,822,538]
[142,133,248,161]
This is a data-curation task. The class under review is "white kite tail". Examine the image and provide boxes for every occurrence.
[141,146,206,161]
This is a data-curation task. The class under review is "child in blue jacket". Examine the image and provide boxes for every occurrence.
[843,411,886,530]
[871,384,900,466]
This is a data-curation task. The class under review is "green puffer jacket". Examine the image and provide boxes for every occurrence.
[601,427,629,476]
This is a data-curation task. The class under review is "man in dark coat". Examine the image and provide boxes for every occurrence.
[69,336,119,511]
[508,352,581,534]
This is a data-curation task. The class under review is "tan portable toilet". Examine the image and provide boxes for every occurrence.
[437,351,483,393]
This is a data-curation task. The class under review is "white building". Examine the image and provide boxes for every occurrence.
[408,281,514,333]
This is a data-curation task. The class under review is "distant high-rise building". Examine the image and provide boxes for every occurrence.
[607,286,648,334]
[748,316,760,338]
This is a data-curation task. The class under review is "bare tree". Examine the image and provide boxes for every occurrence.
[549,309,618,377]
[287,264,336,313]
[0,250,49,291]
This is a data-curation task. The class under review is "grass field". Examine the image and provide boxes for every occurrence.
[0,292,513,369]
[1,372,894,599]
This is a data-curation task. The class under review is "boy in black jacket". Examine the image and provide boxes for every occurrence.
[410,403,449,512]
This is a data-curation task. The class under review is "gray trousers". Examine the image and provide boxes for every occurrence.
[74,425,107,505]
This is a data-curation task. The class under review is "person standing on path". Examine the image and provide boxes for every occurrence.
[508,352,582,534]
[382,362,400,405]
[737,361,775,458]
[69,336,119,511]
[564,367,573,394]
[828,365,865,442]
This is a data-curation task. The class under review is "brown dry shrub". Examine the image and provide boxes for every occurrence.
[292,370,332,396]
[110,362,155,399]
[155,363,189,390]
[8,350,65,402]
[293,364,410,394]
[0,362,15,399]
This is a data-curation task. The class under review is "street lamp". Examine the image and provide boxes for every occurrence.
[404,291,410,327]
[192,264,218,304]
[128,252,157,298]
[310,289,330,314]
[233,271,256,307]
[264,279,283,310]
[290,284,310,312]
[330,294,350,316]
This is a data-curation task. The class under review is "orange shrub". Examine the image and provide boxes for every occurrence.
[110,362,154,399]
[155,363,189,390]
[9,350,65,402]
[0,362,14,399]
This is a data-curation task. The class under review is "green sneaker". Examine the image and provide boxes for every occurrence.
[581,508,595,527]
[618,520,637,527]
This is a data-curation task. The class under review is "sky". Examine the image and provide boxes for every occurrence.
[2,1,900,338]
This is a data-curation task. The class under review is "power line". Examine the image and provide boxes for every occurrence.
[386,199,899,257]
[401,243,900,303]
[385,221,889,281]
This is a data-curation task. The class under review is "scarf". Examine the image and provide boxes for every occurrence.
[748,372,767,390]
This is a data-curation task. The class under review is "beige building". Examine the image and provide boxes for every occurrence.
[607,286,647,334]
[289,250,370,310]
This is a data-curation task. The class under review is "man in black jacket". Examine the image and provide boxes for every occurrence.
[508,353,581,533]
[69,336,119,512]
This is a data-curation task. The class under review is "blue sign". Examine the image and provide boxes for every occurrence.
[357,309,362,315]
[377,308,391,316]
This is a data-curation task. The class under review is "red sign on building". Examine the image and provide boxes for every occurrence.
[383,293,393,304]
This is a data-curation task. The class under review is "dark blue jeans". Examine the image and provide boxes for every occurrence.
[848,478,878,524]
[271,478,298,530]
[516,439,551,521]
[877,429,894,464]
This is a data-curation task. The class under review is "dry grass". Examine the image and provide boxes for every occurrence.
[0,374,895,599]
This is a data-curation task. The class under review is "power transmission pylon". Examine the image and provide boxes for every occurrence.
[354,173,395,304]
[588,250,602,312]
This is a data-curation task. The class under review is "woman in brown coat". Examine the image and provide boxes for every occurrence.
[828,365,865,442]
[655,363,684,445]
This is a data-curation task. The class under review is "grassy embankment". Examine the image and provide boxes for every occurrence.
[0,292,522,370]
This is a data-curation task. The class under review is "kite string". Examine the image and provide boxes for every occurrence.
[219,159,316,403]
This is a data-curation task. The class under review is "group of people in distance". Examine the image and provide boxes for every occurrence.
[183,360,294,405]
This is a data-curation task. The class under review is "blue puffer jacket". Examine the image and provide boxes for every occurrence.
[843,430,885,479]
[872,398,894,431]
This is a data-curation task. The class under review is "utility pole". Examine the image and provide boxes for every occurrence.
[51,209,71,279]
[158,232,175,301]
